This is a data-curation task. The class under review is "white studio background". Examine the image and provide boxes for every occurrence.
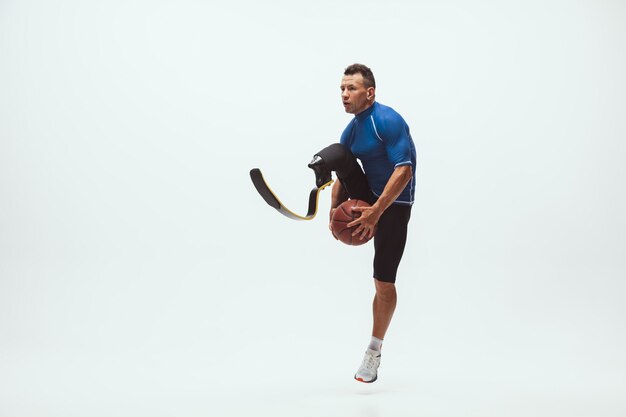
[1,0,625,416]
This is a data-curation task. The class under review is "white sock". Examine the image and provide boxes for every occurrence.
[368,336,383,352]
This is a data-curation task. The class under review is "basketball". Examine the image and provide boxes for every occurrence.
[330,199,376,246]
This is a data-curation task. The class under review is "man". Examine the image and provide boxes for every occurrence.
[308,64,417,383]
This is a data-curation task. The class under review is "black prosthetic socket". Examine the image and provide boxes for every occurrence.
[307,155,332,188]
[308,143,374,203]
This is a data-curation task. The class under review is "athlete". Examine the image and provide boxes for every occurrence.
[308,64,417,383]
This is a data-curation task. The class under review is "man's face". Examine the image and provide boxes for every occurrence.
[340,73,374,115]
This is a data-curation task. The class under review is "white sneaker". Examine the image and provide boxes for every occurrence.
[354,349,381,383]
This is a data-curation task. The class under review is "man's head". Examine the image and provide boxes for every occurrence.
[341,63,376,115]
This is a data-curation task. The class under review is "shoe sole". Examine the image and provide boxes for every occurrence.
[354,374,378,383]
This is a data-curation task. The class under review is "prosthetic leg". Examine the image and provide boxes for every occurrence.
[249,167,333,221]
[308,143,374,204]
[249,143,373,220]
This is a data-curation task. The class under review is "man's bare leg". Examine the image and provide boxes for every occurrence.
[355,279,396,383]
[372,279,397,341]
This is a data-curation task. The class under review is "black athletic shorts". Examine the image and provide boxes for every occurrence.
[336,149,412,284]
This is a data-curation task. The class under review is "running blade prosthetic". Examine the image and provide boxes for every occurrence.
[249,168,333,221]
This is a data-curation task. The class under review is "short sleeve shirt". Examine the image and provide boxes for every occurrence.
[340,102,417,205]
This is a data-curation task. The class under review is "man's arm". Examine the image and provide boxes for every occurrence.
[349,165,412,240]
[371,165,412,214]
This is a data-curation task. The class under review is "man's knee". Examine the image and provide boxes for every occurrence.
[312,143,355,174]
[374,279,396,301]
[308,143,353,187]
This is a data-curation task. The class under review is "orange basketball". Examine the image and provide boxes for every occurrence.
[330,199,375,246]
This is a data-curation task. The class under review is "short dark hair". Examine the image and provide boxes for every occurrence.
[344,63,376,89]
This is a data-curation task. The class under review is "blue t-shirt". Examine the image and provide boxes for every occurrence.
[340,102,417,205]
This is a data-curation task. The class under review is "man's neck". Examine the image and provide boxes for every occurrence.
[355,101,376,118]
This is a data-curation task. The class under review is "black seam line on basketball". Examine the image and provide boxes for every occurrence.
[331,215,361,222]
